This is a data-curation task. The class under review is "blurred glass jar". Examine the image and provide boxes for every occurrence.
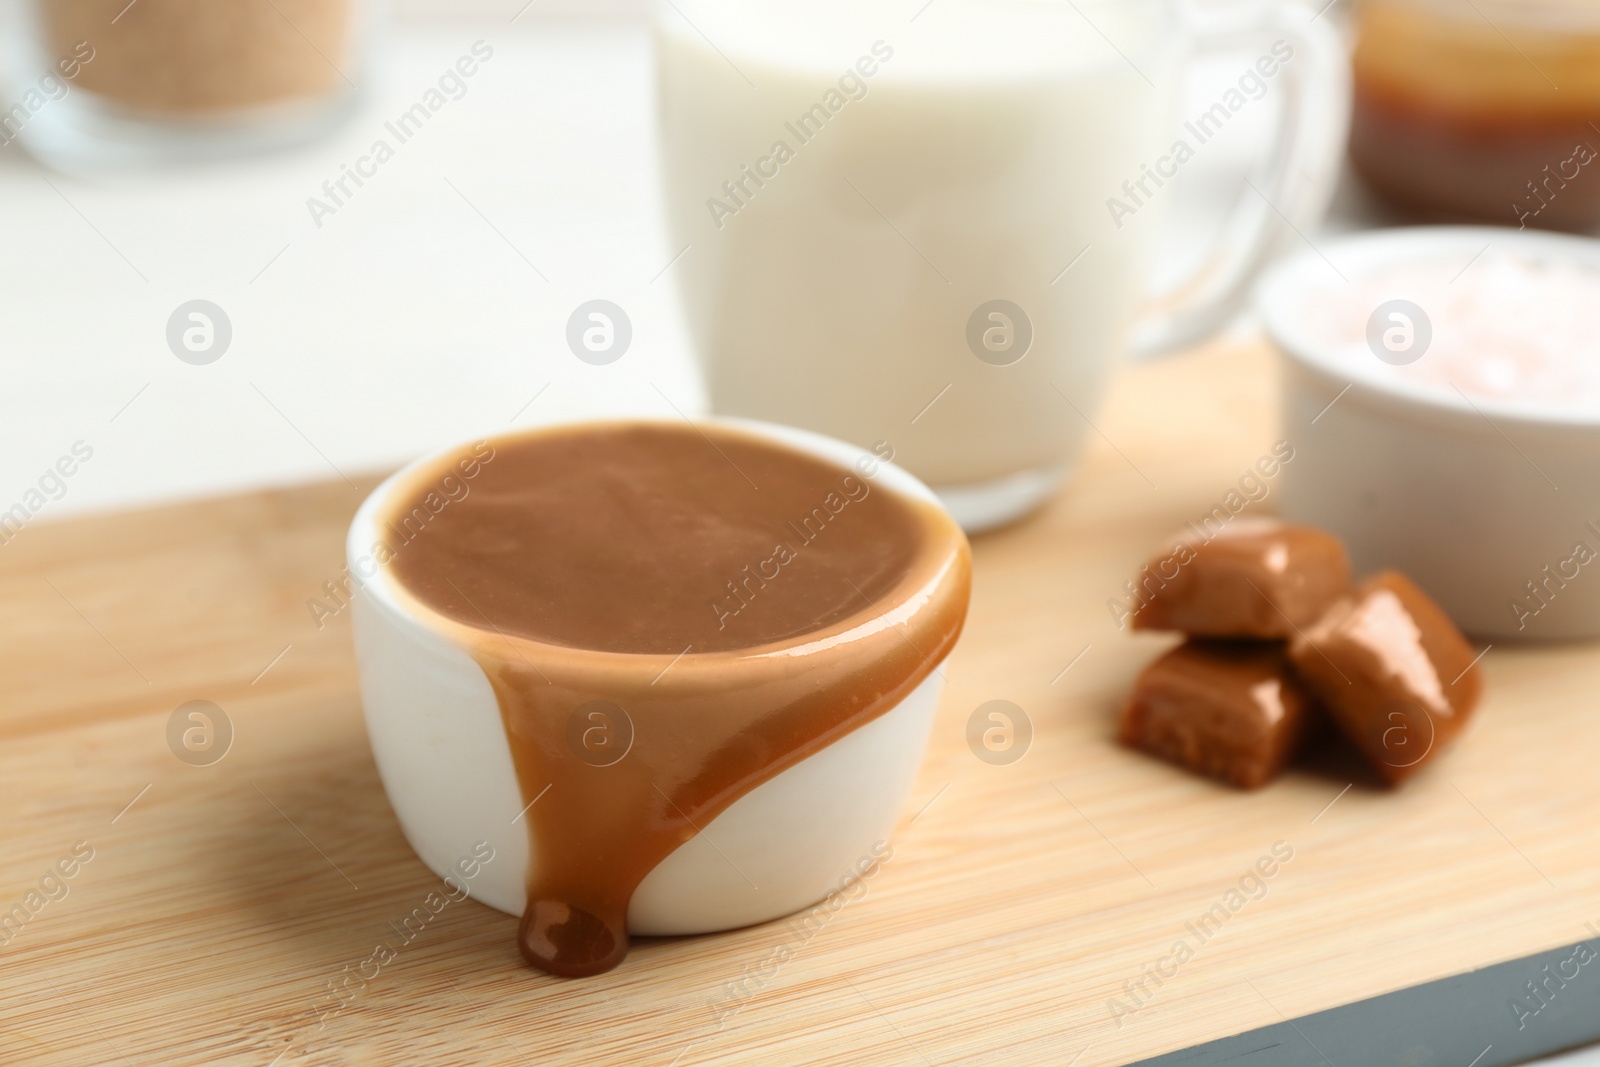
[6,0,372,169]
[1350,0,1600,231]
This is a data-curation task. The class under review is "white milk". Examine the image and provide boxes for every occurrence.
[657,0,1183,495]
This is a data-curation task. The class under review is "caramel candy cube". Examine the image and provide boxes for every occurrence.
[1130,518,1352,638]
[1288,571,1483,784]
[1119,640,1314,790]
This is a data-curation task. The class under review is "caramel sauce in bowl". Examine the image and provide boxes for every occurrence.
[348,418,970,976]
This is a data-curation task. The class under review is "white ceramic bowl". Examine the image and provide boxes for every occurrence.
[1258,226,1600,641]
[348,417,955,935]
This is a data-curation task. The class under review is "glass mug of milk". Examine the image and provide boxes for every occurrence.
[656,0,1348,530]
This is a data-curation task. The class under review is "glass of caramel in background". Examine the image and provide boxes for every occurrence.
[9,0,370,168]
[1349,0,1600,231]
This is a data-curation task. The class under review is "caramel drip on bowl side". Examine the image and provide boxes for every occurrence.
[379,423,970,976]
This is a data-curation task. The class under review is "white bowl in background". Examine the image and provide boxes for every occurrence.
[1258,226,1600,641]
[348,417,963,935]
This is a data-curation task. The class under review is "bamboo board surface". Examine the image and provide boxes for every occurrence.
[3,340,1598,1067]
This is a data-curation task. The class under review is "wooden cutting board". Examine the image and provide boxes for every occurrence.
[4,340,1599,1067]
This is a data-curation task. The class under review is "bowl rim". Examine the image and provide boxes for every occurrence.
[1255,224,1600,430]
[345,415,965,671]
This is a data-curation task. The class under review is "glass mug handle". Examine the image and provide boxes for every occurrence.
[1130,5,1351,357]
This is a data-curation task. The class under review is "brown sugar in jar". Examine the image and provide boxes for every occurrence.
[39,0,356,116]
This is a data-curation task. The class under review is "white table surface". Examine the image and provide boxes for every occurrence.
[0,11,1595,1066]
[0,16,706,521]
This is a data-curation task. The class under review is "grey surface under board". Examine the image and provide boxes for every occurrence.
[1132,938,1600,1067]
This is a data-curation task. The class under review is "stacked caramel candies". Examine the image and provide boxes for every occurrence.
[1118,518,1485,789]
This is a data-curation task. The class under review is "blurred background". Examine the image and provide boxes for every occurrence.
[5,0,1593,521]
[2,0,694,517]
